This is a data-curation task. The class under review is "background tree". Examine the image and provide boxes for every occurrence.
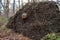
[41,0,49,2]
[28,0,30,3]
[13,0,15,14]
[6,0,9,18]
[18,0,20,8]
[57,0,60,4]
[21,0,23,7]
[0,0,2,13]
[32,0,40,3]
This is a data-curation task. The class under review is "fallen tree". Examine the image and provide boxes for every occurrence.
[6,1,60,40]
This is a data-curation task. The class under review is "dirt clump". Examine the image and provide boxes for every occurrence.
[6,1,60,40]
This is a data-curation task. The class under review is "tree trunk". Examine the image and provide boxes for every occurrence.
[41,0,49,2]
[4,0,6,16]
[31,0,33,2]
[28,0,30,3]
[33,0,35,3]
[13,0,15,14]
[33,0,39,3]
[51,0,53,1]
[18,0,20,8]
[0,0,2,13]
[21,0,23,7]
[6,0,9,18]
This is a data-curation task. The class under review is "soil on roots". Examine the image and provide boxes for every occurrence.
[6,1,60,40]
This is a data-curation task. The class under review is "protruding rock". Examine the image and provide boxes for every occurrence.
[22,13,28,20]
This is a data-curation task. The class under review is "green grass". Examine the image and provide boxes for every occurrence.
[41,33,60,40]
[0,24,12,35]
[0,16,11,35]
[0,16,8,23]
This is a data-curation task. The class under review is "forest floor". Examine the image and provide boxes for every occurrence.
[0,26,32,40]
[0,16,32,40]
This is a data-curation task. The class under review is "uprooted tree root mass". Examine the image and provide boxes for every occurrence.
[6,1,60,40]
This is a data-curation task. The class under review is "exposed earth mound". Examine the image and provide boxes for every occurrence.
[6,1,60,40]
